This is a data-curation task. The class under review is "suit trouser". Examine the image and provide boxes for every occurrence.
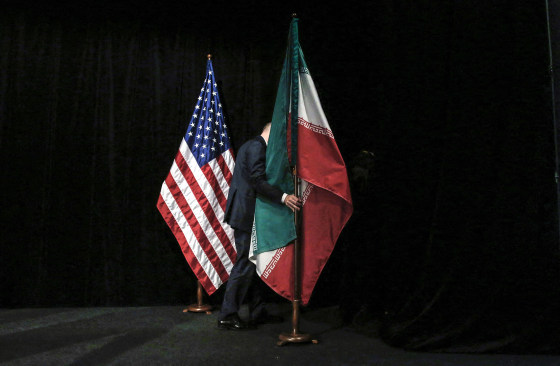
[218,229,265,320]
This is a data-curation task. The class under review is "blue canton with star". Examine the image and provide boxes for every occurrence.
[184,59,231,167]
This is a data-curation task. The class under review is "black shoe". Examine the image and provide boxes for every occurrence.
[249,313,284,326]
[217,314,250,330]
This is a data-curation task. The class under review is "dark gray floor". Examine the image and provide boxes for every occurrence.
[1,305,559,366]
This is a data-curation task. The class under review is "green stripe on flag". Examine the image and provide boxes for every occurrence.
[289,17,299,165]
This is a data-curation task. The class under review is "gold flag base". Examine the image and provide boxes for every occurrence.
[183,303,212,314]
[182,280,213,314]
[277,331,318,346]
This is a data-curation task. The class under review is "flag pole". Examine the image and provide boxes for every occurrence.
[183,280,212,314]
[277,14,317,346]
[182,54,215,316]
[277,166,318,346]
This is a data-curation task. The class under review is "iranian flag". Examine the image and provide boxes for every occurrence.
[250,17,353,305]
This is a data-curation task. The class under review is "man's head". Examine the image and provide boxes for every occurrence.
[260,122,272,143]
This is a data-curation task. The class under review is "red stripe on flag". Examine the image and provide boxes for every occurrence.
[216,152,233,184]
[260,245,295,302]
[174,153,237,263]
[156,193,217,295]
[164,172,230,283]
[289,118,352,305]
[199,163,228,213]
[295,121,353,305]
[297,122,352,204]
[299,187,351,305]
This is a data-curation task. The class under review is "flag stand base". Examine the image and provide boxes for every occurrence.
[183,304,212,314]
[277,332,318,346]
[182,280,213,314]
[276,299,318,346]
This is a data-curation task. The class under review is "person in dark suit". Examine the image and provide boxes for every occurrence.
[218,122,301,330]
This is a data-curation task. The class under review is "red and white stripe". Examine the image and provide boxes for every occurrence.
[157,139,236,295]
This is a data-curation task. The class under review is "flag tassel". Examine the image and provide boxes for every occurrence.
[277,166,318,346]
[183,280,212,314]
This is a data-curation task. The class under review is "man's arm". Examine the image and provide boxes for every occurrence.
[247,141,301,211]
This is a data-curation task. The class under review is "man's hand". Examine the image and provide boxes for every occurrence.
[284,194,302,212]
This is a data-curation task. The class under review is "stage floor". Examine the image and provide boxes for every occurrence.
[0,305,558,365]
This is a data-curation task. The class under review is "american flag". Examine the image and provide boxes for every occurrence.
[157,58,236,295]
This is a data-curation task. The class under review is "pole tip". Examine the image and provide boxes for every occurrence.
[207,54,212,60]
[292,13,297,18]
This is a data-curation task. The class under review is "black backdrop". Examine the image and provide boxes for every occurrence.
[2,0,559,354]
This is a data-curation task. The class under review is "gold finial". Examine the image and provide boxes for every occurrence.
[207,54,212,60]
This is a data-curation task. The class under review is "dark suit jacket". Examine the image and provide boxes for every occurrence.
[224,136,284,233]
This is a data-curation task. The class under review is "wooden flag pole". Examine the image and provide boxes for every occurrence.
[183,280,212,314]
[184,53,214,315]
[277,166,318,346]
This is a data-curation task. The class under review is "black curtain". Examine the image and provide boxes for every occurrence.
[547,0,560,247]
[0,8,285,306]
[337,1,560,354]
[2,0,559,354]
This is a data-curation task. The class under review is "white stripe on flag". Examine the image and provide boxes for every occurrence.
[223,149,235,178]
[298,72,331,130]
[208,158,231,206]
